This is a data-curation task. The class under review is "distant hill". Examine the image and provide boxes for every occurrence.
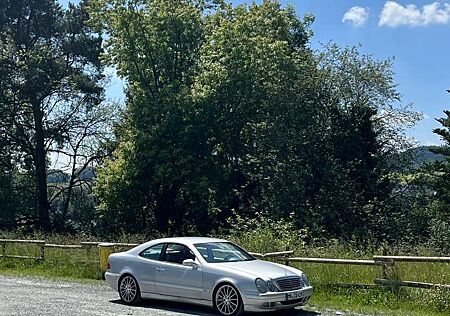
[47,169,70,183]
[47,166,95,183]
[403,146,446,168]
[75,166,95,181]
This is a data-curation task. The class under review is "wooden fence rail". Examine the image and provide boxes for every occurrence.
[374,278,450,290]
[0,239,45,260]
[371,255,450,291]
[374,255,450,263]
[44,244,83,249]
[0,239,448,291]
[286,257,382,266]
[272,254,450,291]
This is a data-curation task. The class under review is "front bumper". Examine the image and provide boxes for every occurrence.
[243,286,313,312]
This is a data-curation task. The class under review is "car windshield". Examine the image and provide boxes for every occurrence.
[194,242,255,263]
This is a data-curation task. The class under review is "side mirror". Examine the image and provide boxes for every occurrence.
[182,259,198,269]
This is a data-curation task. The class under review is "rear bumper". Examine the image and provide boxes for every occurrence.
[243,286,313,312]
[104,271,120,292]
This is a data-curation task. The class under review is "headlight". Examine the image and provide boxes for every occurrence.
[301,273,309,286]
[267,280,276,292]
[255,278,267,293]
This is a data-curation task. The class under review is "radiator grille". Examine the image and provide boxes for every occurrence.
[276,277,303,291]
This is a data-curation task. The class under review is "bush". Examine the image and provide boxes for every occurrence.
[429,218,450,254]
[223,212,309,253]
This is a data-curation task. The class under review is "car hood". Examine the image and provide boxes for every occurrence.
[215,260,301,280]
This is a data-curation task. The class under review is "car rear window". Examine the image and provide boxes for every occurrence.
[139,243,164,261]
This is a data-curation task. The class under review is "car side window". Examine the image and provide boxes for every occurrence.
[195,245,209,260]
[163,243,196,264]
[139,243,164,261]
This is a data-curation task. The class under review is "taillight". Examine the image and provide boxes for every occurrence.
[107,262,111,270]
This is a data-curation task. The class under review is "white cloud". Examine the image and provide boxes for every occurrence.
[342,6,369,27]
[379,1,450,27]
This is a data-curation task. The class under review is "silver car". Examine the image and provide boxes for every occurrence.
[105,237,313,315]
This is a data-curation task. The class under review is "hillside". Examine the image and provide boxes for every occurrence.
[407,146,446,168]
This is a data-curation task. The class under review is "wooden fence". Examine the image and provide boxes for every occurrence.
[373,255,450,290]
[0,239,46,260]
[0,239,103,261]
[1,239,449,290]
[251,251,450,291]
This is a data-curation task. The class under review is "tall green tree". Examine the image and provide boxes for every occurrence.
[92,0,419,240]
[427,110,450,251]
[91,0,317,234]
[0,0,104,231]
[309,45,421,240]
[430,110,450,204]
[191,2,318,227]
[91,0,209,234]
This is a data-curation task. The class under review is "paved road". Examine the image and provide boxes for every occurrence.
[0,275,362,316]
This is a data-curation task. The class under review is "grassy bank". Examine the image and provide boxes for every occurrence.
[0,233,449,315]
[226,227,450,315]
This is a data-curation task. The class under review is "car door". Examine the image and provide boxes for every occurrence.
[155,243,203,299]
[134,243,165,294]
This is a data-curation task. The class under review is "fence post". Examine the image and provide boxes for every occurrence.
[85,245,92,258]
[284,246,290,266]
[382,261,387,279]
[38,241,45,260]
[1,241,5,258]
[375,256,397,290]
[376,247,390,280]
[381,246,388,279]
[98,243,115,274]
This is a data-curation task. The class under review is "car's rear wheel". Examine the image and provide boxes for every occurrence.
[214,284,244,316]
[119,275,141,305]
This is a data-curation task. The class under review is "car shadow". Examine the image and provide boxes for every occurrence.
[110,299,321,315]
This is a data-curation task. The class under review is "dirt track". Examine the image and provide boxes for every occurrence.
[0,275,365,316]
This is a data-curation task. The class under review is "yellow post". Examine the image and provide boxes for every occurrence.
[98,243,115,272]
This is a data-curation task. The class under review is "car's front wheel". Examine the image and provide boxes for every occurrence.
[214,284,244,316]
[119,275,141,305]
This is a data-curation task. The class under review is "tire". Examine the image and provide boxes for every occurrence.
[214,283,244,316]
[119,275,141,305]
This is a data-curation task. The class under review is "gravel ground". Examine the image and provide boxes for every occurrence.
[0,275,365,316]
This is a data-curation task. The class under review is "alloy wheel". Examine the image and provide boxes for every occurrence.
[215,284,241,315]
[119,275,140,304]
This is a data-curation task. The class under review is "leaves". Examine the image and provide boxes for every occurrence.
[1,0,436,243]
[0,0,107,230]
[90,0,420,242]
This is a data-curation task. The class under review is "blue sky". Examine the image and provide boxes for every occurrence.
[60,0,450,145]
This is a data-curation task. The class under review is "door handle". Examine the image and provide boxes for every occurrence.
[156,267,165,272]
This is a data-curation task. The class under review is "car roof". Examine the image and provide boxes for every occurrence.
[150,236,227,245]
[127,236,229,254]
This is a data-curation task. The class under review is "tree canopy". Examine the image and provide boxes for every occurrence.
[90,0,420,241]
[0,0,105,231]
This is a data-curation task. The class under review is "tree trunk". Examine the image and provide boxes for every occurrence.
[60,176,75,230]
[60,156,78,228]
[154,183,181,234]
[32,102,51,232]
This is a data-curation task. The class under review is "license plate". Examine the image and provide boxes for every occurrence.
[285,290,304,301]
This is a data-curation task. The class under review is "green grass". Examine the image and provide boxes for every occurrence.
[0,233,146,281]
[0,232,449,315]
[262,256,449,315]
[309,287,450,316]
[226,229,450,315]
[0,243,103,281]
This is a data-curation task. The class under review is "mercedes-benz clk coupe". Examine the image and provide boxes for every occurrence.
[105,237,312,316]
